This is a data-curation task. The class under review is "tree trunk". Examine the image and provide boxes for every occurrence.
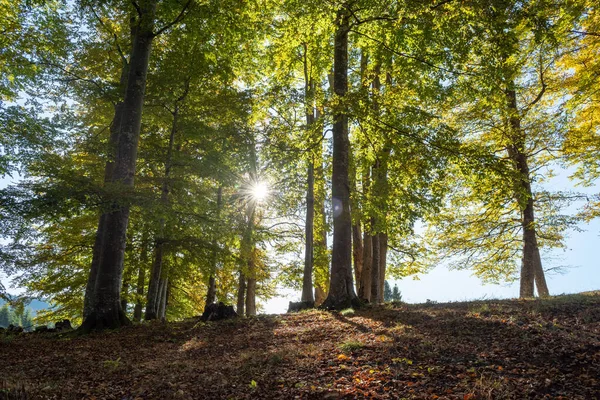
[133,228,149,322]
[506,88,549,298]
[322,6,359,310]
[83,20,135,320]
[81,1,157,332]
[206,186,223,306]
[313,106,329,306]
[371,220,381,303]
[378,233,388,299]
[236,272,246,315]
[133,263,145,322]
[359,229,372,302]
[302,160,315,302]
[145,236,164,320]
[246,261,256,317]
[83,109,126,319]
[301,49,316,303]
[352,222,363,293]
[157,275,168,320]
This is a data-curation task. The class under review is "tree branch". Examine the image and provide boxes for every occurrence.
[153,0,193,37]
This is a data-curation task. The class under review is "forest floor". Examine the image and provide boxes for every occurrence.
[1,292,600,399]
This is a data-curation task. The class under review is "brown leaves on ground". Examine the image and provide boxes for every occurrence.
[1,292,600,399]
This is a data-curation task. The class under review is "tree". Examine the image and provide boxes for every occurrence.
[322,3,359,310]
[426,0,578,297]
[391,284,401,302]
[0,305,11,327]
[383,280,392,302]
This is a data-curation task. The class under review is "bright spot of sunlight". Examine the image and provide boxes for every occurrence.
[251,181,269,202]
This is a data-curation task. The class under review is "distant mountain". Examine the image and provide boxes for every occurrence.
[0,298,50,315]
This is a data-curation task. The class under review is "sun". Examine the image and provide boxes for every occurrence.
[250,181,269,202]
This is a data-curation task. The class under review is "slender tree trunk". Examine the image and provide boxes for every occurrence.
[157,275,168,320]
[133,264,145,322]
[371,219,381,303]
[358,162,372,301]
[81,0,157,332]
[322,5,359,310]
[301,53,316,303]
[352,222,363,293]
[378,233,388,299]
[302,160,315,302]
[145,235,164,319]
[133,228,149,322]
[313,106,329,306]
[506,88,549,298]
[360,229,372,302]
[236,272,246,315]
[206,186,223,306]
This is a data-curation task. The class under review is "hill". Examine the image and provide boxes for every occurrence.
[1,293,599,399]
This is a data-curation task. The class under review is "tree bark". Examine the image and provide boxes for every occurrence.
[322,5,359,310]
[83,18,135,320]
[506,88,549,298]
[81,0,157,332]
[206,186,223,306]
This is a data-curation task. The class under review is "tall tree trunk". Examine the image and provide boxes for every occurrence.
[506,88,549,298]
[301,51,316,302]
[206,186,223,306]
[313,106,329,306]
[81,0,157,332]
[236,272,246,315]
[83,16,137,320]
[322,5,359,310]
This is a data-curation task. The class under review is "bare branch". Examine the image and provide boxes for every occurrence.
[570,30,600,38]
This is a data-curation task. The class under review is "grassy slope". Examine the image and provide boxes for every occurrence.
[1,292,599,399]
